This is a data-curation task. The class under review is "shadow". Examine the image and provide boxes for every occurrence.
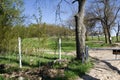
[102,60,120,74]
[90,56,120,75]
[26,54,58,60]
[0,56,36,68]
[66,67,99,80]
[82,74,100,80]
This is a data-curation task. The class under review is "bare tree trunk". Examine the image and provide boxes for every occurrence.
[74,0,86,60]
[85,31,88,41]
[98,35,100,41]
[104,28,108,43]
[116,22,120,42]
[102,22,108,43]
[107,27,112,44]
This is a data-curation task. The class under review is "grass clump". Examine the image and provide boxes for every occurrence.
[64,60,93,79]
[50,59,93,80]
[0,75,4,80]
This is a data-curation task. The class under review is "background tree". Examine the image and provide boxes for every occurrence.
[84,12,96,41]
[113,21,120,42]
[0,0,24,52]
[116,22,120,42]
[88,0,120,44]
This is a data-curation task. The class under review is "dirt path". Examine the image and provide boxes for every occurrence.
[80,49,120,80]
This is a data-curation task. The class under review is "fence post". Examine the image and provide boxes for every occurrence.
[58,38,61,61]
[85,46,89,61]
[18,37,22,68]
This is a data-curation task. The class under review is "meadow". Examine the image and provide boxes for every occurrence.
[0,36,119,80]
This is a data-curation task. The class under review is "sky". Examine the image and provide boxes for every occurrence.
[23,0,117,36]
[23,0,76,25]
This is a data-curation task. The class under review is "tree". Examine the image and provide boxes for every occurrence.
[0,0,24,52]
[84,12,96,41]
[114,22,120,42]
[37,0,86,61]
[88,0,120,44]
[72,0,86,60]
[116,22,120,42]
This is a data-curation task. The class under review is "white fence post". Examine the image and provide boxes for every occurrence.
[18,37,22,68]
[58,38,61,60]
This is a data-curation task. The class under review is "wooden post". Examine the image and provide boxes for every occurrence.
[85,46,89,61]
[58,38,61,60]
[18,37,22,68]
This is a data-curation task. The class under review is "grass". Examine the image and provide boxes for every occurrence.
[86,41,110,48]
[0,75,4,80]
[46,60,93,80]
[1,36,119,79]
[65,60,93,79]
[21,36,120,53]
[0,51,92,80]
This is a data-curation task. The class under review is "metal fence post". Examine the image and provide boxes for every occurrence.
[85,46,89,61]
[18,37,22,68]
[58,38,61,60]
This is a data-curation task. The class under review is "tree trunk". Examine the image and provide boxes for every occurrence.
[98,35,100,41]
[103,25,111,44]
[105,28,109,43]
[116,22,120,42]
[85,31,88,41]
[106,26,112,44]
[116,33,119,42]
[75,0,86,60]
[102,22,108,43]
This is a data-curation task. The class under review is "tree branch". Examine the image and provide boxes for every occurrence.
[72,0,78,4]
[55,0,63,23]
[109,7,120,26]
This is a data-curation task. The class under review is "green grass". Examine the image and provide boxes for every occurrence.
[0,51,93,80]
[21,36,120,53]
[0,52,73,70]
[49,60,93,80]
[0,75,4,80]
[86,41,110,48]
[65,60,93,77]
[1,36,120,79]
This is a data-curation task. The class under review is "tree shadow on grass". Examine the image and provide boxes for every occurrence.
[66,67,99,80]
[0,56,37,68]
[0,56,56,69]
[26,54,58,60]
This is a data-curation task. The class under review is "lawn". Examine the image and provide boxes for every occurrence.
[0,52,92,80]
[1,36,118,80]
[21,36,116,54]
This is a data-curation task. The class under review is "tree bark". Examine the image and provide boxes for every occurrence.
[116,32,119,42]
[74,0,86,60]
[116,22,120,42]
[107,26,112,44]
[85,32,88,41]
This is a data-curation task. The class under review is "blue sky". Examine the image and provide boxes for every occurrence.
[23,0,117,36]
[23,0,76,25]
